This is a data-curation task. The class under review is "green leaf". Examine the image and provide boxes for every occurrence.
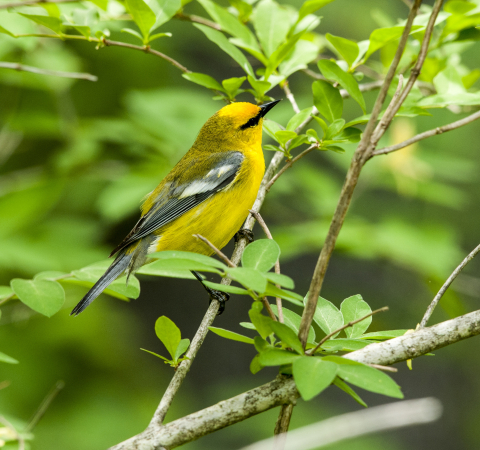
[293,357,337,400]
[325,145,345,154]
[227,267,268,292]
[279,40,320,78]
[34,271,68,281]
[70,25,91,38]
[0,25,16,37]
[87,0,108,9]
[360,330,408,340]
[136,264,196,279]
[11,279,64,317]
[263,144,282,152]
[125,0,156,40]
[271,305,315,344]
[249,303,274,339]
[265,30,305,80]
[121,28,144,41]
[259,349,301,366]
[253,0,291,57]
[325,356,403,398]
[18,14,63,34]
[240,321,256,330]
[312,115,328,135]
[0,351,19,364]
[247,75,271,98]
[242,239,280,272]
[263,119,283,140]
[264,284,303,306]
[264,272,294,289]
[326,33,359,67]
[141,258,222,274]
[270,321,304,354]
[174,338,190,360]
[325,118,345,139]
[203,281,250,295]
[148,32,172,42]
[310,296,343,338]
[365,25,423,60]
[286,108,312,132]
[209,326,254,344]
[298,0,334,21]
[194,24,254,77]
[275,130,297,146]
[155,316,181,360]
[154,0,181,29]
[312,80,343,122]
[337,127,362,143]
[0,286,14,299]
[250,353,263,374]
[182,72,223,91]
[318,60,366,113]
[197,0,259,51]
[149,250,227,268]
[222,76,246,96]
[321,338,375,352]
[340,294,372,338]
[334,377,367,407]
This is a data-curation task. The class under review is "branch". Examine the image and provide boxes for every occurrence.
[0,0,77,9]
[298,0,424,347]
[110,310,480,449]
[308,307,389,354]
[174,12,221,30]
[265,144,318,193]
[193,234,235,268]
[0,62,97,81]
[420,243,480,328]
[282,81,300,114]
[241,398,442,450]
[12,34,191,73]
[249,210,284,324]
[372,110,480,157]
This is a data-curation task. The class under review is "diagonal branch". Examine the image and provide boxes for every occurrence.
[0,62,97,81]
[110,310,480,449]
[297,0,424,347]
[372,109,480,157]
[420,243,480,328]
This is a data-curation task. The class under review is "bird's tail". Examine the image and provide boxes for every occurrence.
[70,253,131,316]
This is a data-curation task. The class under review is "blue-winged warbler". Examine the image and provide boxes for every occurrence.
[71,100,279,315]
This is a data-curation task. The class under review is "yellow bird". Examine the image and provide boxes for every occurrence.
[71,100,280,315]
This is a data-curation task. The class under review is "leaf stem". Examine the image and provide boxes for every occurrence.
[308,307,389,355]
[193,234,235,268]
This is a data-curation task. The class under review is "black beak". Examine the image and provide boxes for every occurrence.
[259,99,281,118]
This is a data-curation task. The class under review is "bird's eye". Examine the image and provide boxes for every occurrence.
[240,113,262,130]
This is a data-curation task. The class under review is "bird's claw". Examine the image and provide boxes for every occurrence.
[234,228,254,244]
[208,288,230,315]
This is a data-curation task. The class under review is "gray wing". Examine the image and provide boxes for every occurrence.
[110,151,244,256]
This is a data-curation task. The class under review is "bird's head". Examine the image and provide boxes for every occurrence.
[195,100,280,148]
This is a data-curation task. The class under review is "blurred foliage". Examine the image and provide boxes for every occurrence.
[1,0,480,448]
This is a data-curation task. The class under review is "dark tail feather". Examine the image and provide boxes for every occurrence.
[70,253,131,316]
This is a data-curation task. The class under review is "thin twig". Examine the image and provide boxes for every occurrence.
[274,403,294,439]
[0,62,97,81]
[309,307,389,354]
[25,381,64,432]
[261,297,278,321]
[0,415,25,450]
[297,0,423,348]
[265,144,318,193]
[420,243,480,328]
[368,0,443,152]
[174,12,221,30]
[0,0,77,9]
[241,398,441,450]
[249,210,284,324]
[372,110,480,157]
[282,82,300,114]
[193,234,235,268]
[12,34,191,73]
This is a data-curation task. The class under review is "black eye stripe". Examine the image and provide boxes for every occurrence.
[240,112,262,130]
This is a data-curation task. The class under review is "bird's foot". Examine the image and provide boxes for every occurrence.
[207,288,230,315]
[234,228,254,244]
